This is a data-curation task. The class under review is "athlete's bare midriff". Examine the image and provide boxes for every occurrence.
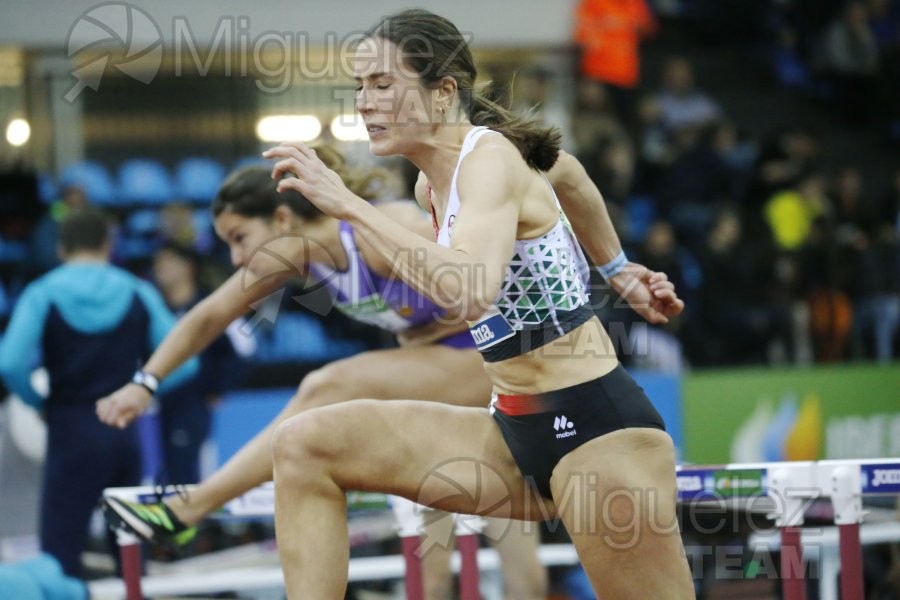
[483,316,619,395]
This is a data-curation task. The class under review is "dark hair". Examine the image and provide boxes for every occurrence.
[364,9,560,171]
[212,145,388,219]
[59,207,110,253]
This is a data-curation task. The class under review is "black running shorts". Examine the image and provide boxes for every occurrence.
[490,364,666,499]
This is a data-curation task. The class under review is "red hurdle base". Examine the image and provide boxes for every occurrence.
[780,526,807,600]
[838,523,864,600]
[457,533,481,600]
[119,540,143,600]
[401,535,425,600]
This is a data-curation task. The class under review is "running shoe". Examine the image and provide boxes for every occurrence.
[103,496,197,548]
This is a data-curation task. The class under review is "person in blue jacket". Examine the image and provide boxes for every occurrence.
[152,242,245,484]
[0,206,195,578]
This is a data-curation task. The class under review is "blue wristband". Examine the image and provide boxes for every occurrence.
[596,251,628,280]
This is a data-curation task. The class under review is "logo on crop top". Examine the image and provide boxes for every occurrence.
[553,415,577,439]
[471,323,495,345]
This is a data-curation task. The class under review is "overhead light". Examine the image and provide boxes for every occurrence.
[6,118,30,147]
[255,115,322,142]
[330,114,368,142]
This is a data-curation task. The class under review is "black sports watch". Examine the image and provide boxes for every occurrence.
[131,370,160,396]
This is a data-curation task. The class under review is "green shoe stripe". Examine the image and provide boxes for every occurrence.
[172,527,197,546]
[130,503,175,532]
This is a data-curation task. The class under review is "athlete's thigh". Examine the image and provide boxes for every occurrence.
[548,429,690,599]
[318,345,491,408]
[292,399,552,521]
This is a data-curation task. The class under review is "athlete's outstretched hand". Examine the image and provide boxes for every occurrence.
[608,263,684,324]
[96,384,152,429]
[262,142,362,220]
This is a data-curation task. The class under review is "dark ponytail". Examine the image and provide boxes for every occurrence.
[469,94,561,171]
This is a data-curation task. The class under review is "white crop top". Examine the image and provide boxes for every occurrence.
[432,126,593,361]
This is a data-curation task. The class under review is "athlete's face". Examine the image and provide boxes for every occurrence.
[214,210,302,280]
[353,37,442,157]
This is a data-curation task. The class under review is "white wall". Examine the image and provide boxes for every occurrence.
[0,0,578,49]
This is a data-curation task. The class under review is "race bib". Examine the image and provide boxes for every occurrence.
[468,307,516,350]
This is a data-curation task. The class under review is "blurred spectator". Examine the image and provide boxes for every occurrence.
[580,135,637,207]
[797,217,855,362]
[830,165,881,234]
[816,1,882,124]
[510,64,575,151]
[654,126,732,240]
[0,207,195,577]
[631,220,699,369]
[695,210,793,365]
[152,243,245,484]
[573,0,658,124]
[750,127,821,201]
[782,0,849,55]
[746,125,821,237]
[828,166,900,361]
[710,120,758,203]
[632,94,678,197]
[652,56,724,136]
[570,78,632,154]
[159,203,198,250]
[570,78,637,210]
[866,0,900,50]
[845,228,900,362]
[765,169,830,251]
[867,0,900,134]
[771,26,817,93]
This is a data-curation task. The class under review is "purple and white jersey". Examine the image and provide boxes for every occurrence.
[308,221,442,334]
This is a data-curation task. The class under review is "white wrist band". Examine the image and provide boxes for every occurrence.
[596,251,628,280]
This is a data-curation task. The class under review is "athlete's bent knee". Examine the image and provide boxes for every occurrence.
[272,409,344,473]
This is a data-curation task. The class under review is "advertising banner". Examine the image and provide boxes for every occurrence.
[683,364,900,464]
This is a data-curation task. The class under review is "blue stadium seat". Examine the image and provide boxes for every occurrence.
[175,157,226,204]
[232,155,270,172]
[58,161,116,205]
[117,159,174,206]
[125,209,161,236]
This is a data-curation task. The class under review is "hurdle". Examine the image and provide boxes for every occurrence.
[101,484,487,600]
[676,457,900,600]
[100,457,900,600]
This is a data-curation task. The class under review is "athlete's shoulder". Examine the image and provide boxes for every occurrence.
[465,131,527,172]
[544,150,583,188]
[457,132,526,192]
